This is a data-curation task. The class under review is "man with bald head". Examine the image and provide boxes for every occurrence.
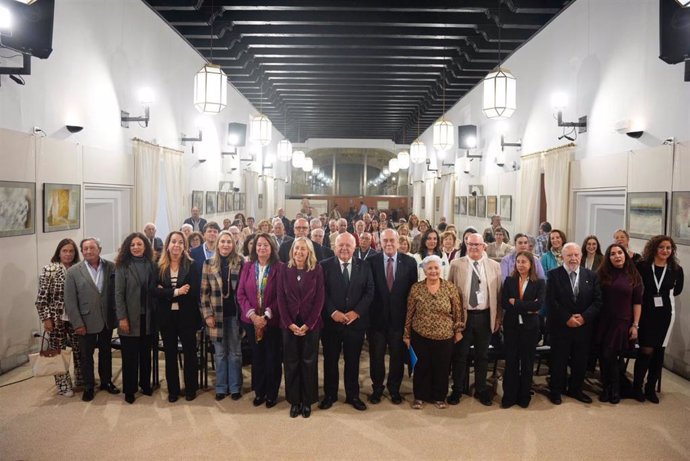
[546,242,602,405]
[272,218,292,247]
[354,232,376,261]
[329,218,349,248]
[367,229,417,404]
[447,233,503,406]
[278,217,325,262]
[319,232,374,411]
[183,206,207,232]
[311,228,334,259]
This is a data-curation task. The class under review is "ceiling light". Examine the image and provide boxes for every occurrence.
[194,63,228,114]
[291,150,305,168]
[250,113,272,146]
[397,150,410,169]
[389,158,400,173]
[302,157,313,172]
[410,139,427,164]
[277,139,292,161]
[483,67,516,119]
[432,117,454,151]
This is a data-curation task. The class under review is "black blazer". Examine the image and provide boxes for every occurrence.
[153,261,202,330]
[501,276,546,328]
[190,245,209,281]
[183,217,207,232]
[322,246,335,259]
[321,256,375,331]
[545,266,602,332]
[279,238,327,263]
[368,252,418,331]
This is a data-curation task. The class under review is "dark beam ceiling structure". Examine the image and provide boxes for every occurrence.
[142,0,572,144]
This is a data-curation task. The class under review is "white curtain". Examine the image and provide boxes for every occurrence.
[274,179,286,213]
[517,155,541,235]
[244,170,259,217]
[133,140,161,232]
[543,146,573,230]
[413,181,423,216]
[162,148,185,231]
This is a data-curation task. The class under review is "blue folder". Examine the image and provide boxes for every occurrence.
[408,346,418,377]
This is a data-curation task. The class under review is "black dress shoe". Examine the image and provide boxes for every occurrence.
[253,396,266,407]
[475,390,493,406]
[518,398,530,409]
[645,387,659,404]
[446,390,461,405]
[168,394,178,403]
[318,396,335,410]
[215,393,226,401]
[368,392,382,404]
[609,390,620,404]
[265,399,277,408]
[125,394,135,404]
[549,393,562,405]
[302,404,311,418]
[82,389,95,402]
[346,398,367,411]
[633,388,646,402]
[185,393,196,402]
[100,382,121,395]
[231,393,241,401]
[290,404,301,418]
[390,393,403,405]
[500,400,515,409]
[140,387,153,396]
[567,391,592,404]
[599,386,610,403]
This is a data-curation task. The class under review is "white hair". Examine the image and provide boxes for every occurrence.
[421,254,442,269]
[180,223,193,231]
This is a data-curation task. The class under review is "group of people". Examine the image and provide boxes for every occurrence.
[35,205,683,417]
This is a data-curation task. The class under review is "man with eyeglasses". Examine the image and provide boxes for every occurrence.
[278,218,326,262]
[447,233,503,406]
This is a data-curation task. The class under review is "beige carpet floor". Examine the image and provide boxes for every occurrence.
[1,351,690,461]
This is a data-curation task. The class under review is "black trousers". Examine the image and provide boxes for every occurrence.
[78,327,113,390]
[120,334,153,395]
[451,310,491,394]
[321,326,365,401]
[282,328,320,405]
[368,327,405,395]
[502,316,540,405]
[160,313,198,397]
[244,323,283,401]
[411,331,453,402]
[549,325,593,396]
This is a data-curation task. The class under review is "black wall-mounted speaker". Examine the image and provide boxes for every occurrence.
[659,0,690,65]
[1,0,55,59]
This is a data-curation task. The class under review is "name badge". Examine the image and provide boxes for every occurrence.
[654,296,663,307]
[477,292,486,305]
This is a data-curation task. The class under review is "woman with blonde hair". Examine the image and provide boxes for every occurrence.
[277,237,324,418]
[256,219,272,234]
[200,230,245,401]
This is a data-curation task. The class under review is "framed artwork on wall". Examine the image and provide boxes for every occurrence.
[192,191,203,212]
[460,196,467,215]
[487,195,498,217]
[435,196,440,212]
[43,183,81,232]
[225,192,234,212]
[626,192,667,240]
[476,196,487,218]
[670,192,690,245]
[233,192,241,210]
[239,193,246,210]
[206,191,217,214]
[468,195,477,216]
[0,181,35,237]
[453,197,460,215]
[258,193,264,210]
[500,195,513,221]
[217,191,226,214]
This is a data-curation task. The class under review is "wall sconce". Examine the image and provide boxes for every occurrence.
[551,92,586,140]
[121,88,154,128]
[181,130,203,145]
[500,134,522,152]
[65,125,83,134]
[614,119,644,139]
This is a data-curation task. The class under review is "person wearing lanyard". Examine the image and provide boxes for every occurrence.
[500,251,545,408]
[634,235,684,403]
[237,232,284,408]
[545,242,602,405]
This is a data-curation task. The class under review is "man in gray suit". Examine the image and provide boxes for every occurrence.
[64,238,120,401]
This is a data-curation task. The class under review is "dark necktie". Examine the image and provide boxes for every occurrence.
[570,271,578,300]
[469,261,480,307]
[342,262,350,285]
[386,257,394,291]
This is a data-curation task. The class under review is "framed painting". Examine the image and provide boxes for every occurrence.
[453,197,460,215]
[43,183,81,232]
[626,192,666,240]
[217,191,226,214]
[460,196,467,215]
[476,196,487,218]
[233,192,241,210]
[500,195,513,221]
[468,195,477,216]
[435,196,440,213]
[191,190,204,212]
[239,193,246,210]
[487,195,498,217]
[225,192,234,212]
[670,192,690,245]
[205,191,217,214]
[258,193,264,210]
[0,181,35,237]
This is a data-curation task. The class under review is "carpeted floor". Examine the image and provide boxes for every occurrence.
[1,351,689,460]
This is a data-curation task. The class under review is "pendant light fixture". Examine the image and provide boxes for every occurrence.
[410,108,427,164]
[432,70,454,151]
[291,122,305,168]
[250,83,272,146]
[194,0,227,114]
[482,5,516,120]
[388,157,400,174]
[277,110,292,162]
[397,128,410,169]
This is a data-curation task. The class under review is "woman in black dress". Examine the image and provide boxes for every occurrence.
[501,251,545,408]
[634,235,684,403]
[595,244,642,404]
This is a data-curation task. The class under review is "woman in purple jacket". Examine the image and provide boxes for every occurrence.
[277,237,325,418]
[237,232,284,408]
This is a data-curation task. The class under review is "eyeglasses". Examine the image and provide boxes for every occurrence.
[467,243,483,247]
[295,226,309,230]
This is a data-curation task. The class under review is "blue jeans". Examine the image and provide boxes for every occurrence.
[214,317,243,394]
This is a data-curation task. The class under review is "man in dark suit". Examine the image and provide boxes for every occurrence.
[354,232,377,261]
[183,206,207,232]
[319,232,374,411]
[279,218,326,262]
[272,218,293,248]
[546,242,602,405]
[64,237,120,402]
[276,207,293,236]
[367,229,417,404]
[190,221,221,278]
[310,228,335,259]
[143,222,163,260]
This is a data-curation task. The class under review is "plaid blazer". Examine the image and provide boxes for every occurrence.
[200,258,243,341]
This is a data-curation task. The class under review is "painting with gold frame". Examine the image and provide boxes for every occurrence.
[43,183,80,232]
